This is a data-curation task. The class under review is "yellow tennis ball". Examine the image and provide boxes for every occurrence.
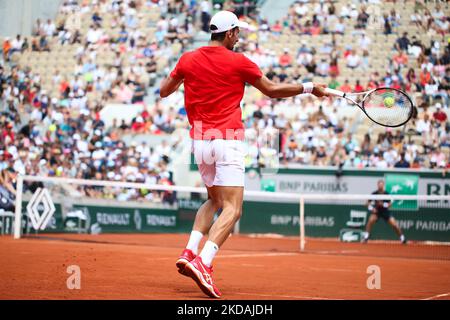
[384,97,395,108]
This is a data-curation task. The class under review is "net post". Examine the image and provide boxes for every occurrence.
[14,174,24,239]
[300,196,305,252]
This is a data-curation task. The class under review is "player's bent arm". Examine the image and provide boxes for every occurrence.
[252,76,329,99]
[252,76,302,98]
[159,76,183,98]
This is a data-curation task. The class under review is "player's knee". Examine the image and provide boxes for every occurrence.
[233,209,242,221]
[222,202,241,220]
[228,209,241,223]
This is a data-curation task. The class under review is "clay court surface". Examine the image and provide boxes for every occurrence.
[0,233,449,300]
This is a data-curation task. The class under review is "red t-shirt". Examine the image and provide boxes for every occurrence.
[354,84,364,92]
[340,84,352,93]
[170,46,263,140]
[420,71,431,86]
[391,81,401,90]
[433,111,447,122]
[279,54,292,67]
[367,81,377,90]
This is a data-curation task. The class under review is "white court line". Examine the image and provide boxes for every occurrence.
[216,252,299,259]
[314,250,361,254]
[235,292,343,300]
[421,292,450,300]
[152,252,298,261]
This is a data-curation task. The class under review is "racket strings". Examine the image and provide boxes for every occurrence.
[363,89,413,126]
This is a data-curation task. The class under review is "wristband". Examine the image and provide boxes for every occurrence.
[302,82,314,94]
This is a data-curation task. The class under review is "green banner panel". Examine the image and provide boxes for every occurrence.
[72,205,192,234]
[385,174,419,210]
[240,201,450,242]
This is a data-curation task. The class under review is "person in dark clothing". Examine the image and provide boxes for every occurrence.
[394,153,410,168]
[395,32,410,51]
[363,180,407,244]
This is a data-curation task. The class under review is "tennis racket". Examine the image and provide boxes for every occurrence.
[324,87,414,127]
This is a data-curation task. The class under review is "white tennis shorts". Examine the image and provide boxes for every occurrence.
[192,139,245,187]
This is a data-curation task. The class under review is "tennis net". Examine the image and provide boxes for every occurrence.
[8,175,450,261]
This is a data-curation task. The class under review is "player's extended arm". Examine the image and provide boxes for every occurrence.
[159,75,184,98]
[252,76,329,99]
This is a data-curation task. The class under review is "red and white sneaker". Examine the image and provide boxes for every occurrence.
[184,256,221,298]
[176,249,196,276]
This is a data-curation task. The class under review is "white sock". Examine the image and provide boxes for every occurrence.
[186,230,203,255]
[199,240,219,267]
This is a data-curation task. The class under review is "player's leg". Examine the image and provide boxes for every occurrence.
[188,189,221,252]
[203,185,243,248]
[183,139,245,298]
[387,216,407,244]
[196,187,225,233]
[184,185,243,298]
[363,211,378,242]
[177,141,219,273]
[191,185,243,269]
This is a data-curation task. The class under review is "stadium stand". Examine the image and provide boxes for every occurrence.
[0,0,449,202]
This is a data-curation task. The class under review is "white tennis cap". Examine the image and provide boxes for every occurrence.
[210,11,249,33]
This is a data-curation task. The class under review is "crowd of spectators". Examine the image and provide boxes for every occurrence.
[232,0,449,170]
[0,88,179,203]
[0,0,199,203]
[241,95,449,170]
[0,0,449,206]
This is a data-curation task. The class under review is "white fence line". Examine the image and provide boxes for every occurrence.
[19,175,450,201]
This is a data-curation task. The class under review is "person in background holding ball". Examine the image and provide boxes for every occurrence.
[363,180,407,244]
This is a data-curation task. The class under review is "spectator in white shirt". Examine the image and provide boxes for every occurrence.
[333,17,345,34]
[317,58,329,77]
[432,4,444,20]
[43,19,56,37]
[346,50,361,69]
[383,147,398,166]
[359,33,371,50]
[86,25,103,45]
[416,114,431,134]
[350,4,358,19]
[33,19,43,36]
[295,2,308,17]
[340,4,350,19]
[410,9,422,28]
[10,35,24,55]
[424,78,439,100]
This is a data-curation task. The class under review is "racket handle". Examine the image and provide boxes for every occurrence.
[325,88,346,97]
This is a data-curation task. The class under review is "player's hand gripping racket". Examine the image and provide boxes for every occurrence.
[324,87,414,127]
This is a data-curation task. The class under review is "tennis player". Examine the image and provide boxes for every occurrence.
[160,10,329,298]
[363,179,407,244]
